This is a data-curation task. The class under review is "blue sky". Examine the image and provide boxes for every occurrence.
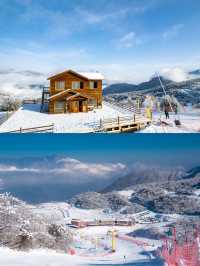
[0,134,200,202]
[0,0,200,83]
[0,134,200,167]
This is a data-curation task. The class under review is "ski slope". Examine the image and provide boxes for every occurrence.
[140,109,200,133]
[0,198,179,266]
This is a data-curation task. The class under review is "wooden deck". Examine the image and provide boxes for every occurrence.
[96,115,151,133]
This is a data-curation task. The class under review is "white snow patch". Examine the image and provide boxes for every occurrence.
[0,248,85,266]
[78,72,105,80]
[117,190,134,199]
[140,108,200,133]
[0,102,129,133]
[194,189,200,196]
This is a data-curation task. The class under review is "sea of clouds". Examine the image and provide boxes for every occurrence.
[0,69,47,99]
[0,66,195,101]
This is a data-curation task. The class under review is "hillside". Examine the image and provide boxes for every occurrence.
[104,76,200,107]
[103,165,185,192]
[189,69,200,76]
[103,83,138,94]
[103,77,170,95]
[70,165,200,216]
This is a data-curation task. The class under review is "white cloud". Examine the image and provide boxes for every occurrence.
[0,46,87,72]
[162,24,184,40]
[0,46,87,98]
[0,69,46,99]
[56,158,126,177]
[0,164,41,173]
[119,32,142,48]
[0,158,127,184]
[161,67,189,82]
[75,7,129,25]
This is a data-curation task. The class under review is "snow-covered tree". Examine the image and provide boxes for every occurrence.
[0,193,72,252]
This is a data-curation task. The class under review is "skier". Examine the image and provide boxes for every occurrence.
[164,106,170,120]
[165,110,169,119]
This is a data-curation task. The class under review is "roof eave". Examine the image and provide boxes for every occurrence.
[47,69,90,81]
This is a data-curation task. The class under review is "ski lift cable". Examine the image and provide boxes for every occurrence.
[156,72,175,113]
[156,72,181,125]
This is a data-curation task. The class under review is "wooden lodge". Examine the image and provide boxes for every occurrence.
[47,70,104,114]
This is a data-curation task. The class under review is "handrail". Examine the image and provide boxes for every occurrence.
[3,124,54,134]
[98,115,149,131]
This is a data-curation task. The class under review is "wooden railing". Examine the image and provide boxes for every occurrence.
[99,115,146,128]
[104,99,143,115]
[3,124,54,134]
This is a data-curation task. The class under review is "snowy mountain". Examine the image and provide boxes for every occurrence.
[70,165,200,216]
[103,77,170,95]
[103,165,186,192]
[104,76,200,107]
[189,69,200,76]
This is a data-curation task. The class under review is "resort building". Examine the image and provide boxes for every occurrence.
[47,70,104,114]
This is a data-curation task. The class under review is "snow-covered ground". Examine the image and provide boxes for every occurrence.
[0,200,170,266]
[0,244,162,266]
[0,103,199,133]
[141,109,200,133]
[0,248,85,266]
[0,103,130,133]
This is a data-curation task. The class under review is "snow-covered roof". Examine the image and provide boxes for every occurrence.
[48,70,105,80]
[77,72,105,80]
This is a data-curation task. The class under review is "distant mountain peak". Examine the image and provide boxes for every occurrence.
[189,69,200,76]
[103,76,171,95]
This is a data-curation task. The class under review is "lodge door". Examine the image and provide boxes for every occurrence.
[68,101,79,113]
[68,100,88,113]
[79,101,83,112]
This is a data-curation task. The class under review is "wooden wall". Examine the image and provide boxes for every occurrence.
[49,72,102,114]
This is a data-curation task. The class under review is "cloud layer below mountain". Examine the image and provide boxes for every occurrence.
[0,156,127,185]
[0,69,46,99]
[0,156,189,202]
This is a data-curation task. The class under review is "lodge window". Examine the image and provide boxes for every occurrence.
[90,81,98,89]
[54,101,65,112]
[55,81,65,91]
[72,81,84,90]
